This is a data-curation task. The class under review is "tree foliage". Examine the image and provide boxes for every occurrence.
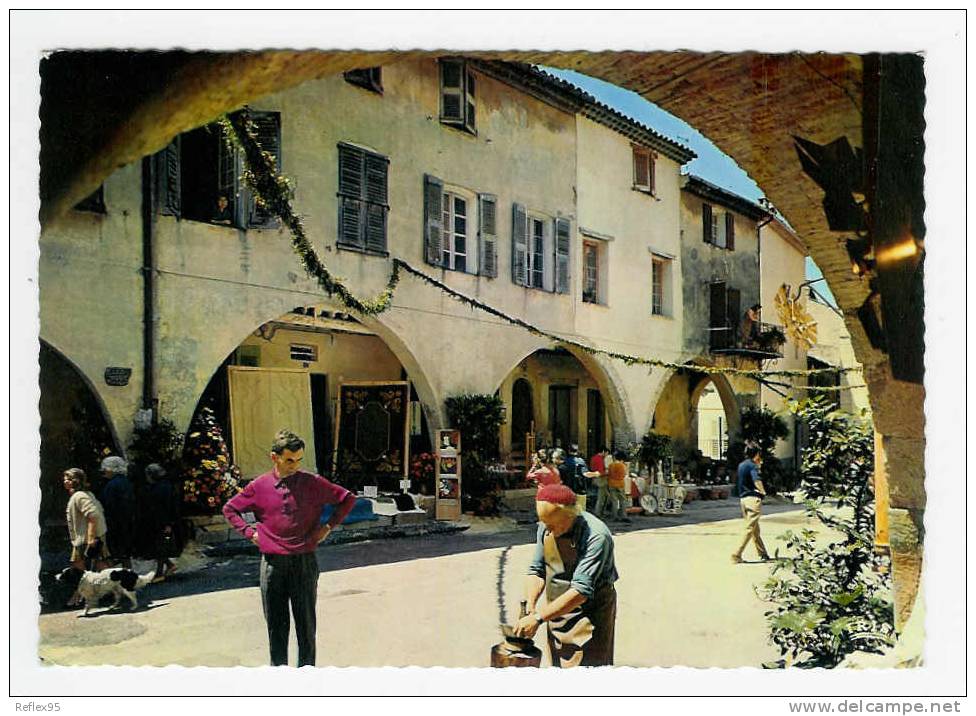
[758,396,894,668]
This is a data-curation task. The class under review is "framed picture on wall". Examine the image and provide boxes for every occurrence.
[435,429,461,520]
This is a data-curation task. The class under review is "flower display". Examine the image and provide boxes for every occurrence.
[181,407,243,514]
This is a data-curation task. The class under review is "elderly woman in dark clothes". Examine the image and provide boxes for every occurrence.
[145,463,183,582]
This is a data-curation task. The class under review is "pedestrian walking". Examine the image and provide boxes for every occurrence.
[731,446,770,563]
[144,463,183,583]
[222,429,356,667]
[99,456,136,569]
[589,446,611,517]
[514,484,618,667]
[63,468,110,571]
[606,450,631,523]
[559,445,589,515]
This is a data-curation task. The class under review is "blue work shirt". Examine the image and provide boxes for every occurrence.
[737,458,763,499]
[528,511,618,599]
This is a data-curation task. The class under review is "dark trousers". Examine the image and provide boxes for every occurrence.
[259,552,319,667]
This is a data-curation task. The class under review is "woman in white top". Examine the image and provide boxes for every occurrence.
[63,467,110,570]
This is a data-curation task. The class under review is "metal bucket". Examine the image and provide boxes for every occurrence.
[490,641,542,668]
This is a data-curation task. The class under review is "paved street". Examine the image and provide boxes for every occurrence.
[38,500,813,668]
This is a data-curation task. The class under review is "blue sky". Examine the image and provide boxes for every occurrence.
[543,68,837,306]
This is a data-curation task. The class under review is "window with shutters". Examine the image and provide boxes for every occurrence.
[422,176,496,278]
[632,146,656,195]
[344,67,383,94]
[439,59,476,134]
[166,111,281,229]
[336,142,389,254]
[511,207,567,293]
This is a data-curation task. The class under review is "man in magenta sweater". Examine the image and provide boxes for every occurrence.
[223,429,356,667]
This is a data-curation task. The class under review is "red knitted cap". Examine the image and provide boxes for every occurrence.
[536,484,577,505]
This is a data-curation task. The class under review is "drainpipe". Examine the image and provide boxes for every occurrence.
[755,212,773,411]
[140,156,157,421]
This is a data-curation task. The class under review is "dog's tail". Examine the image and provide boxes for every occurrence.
[136,571,157,589]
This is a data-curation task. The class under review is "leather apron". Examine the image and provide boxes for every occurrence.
[542,529,616,667]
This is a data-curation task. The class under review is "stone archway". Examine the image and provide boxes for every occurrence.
[38,340,121,521]
[37,47,928,633]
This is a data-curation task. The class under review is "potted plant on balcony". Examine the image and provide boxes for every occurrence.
[756,325,787,353]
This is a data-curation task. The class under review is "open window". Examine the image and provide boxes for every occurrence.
[439,59,476,134]
[157,111,281,229]
[632,145,656,195]
[344,67,383,94]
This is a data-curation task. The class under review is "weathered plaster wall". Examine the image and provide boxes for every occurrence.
[758,220,810,463]
[39,162,145,444]
[678,190,761,355]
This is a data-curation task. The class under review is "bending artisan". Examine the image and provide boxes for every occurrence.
[514,484,618,667]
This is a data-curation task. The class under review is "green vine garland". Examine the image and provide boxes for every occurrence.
[220,109,861,384]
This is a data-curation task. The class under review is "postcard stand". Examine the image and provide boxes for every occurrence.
[435,429,461,520]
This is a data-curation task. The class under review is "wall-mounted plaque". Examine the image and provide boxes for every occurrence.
[104,367,132,386]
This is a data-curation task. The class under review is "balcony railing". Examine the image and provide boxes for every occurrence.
[709,321,785,359]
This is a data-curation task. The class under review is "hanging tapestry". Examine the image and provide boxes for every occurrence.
[335,381,409,492]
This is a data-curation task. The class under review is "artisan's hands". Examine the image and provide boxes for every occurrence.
[514,612,542,639]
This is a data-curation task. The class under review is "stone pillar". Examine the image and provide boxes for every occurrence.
[867,366,925,632]
[873,430,890,550]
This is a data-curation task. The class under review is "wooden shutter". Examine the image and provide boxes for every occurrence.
[478,193,498,278]
[709,282,727,329]
[155,137,181,217]
[726,288,741,343]
[725,212,735,250]
[649,153,656,195]
[554,217,571,294]
[511,203,528,286]
[702,203,713,243]
[337,144,365,248]
[464,68,477,133]
[364,153,389,253]
[248,112,282,228]
[218,126,241,227]
[633,148,650,190]
[423,174,444,266]
[440,60,464,124]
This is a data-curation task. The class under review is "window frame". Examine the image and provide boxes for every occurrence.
[440,185,478,275]
[344,67,383,94]
[582,240,600,304]
[528,214,547,290]
[439,59,477,135]
[650,253,674,318]
[632,145,657,195]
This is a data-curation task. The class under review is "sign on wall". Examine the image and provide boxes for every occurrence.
[435,429,461,521]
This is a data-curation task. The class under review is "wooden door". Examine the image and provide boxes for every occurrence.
[228,367,316,481]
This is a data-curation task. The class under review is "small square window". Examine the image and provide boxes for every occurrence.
[344,67,383,94]
[74,185,106,214]
[289,343,318,363]
[633,146,656,195]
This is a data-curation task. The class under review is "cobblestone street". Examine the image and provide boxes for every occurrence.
[38,502,813,668]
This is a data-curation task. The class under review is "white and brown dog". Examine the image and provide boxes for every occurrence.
[57,567,155,615]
